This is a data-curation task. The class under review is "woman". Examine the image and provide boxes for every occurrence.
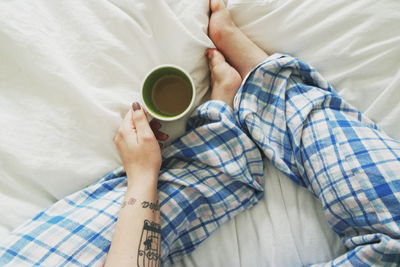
[105,1,246,264]
[106,0,400,266]
[1,0,399,266]
[104,101,163,266]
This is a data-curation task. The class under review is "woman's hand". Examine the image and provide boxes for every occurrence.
[114,102,162,185]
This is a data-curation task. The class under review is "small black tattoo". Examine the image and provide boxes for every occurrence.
[121,197,137,208]
[138,220,161,267]
[141,201,160,213]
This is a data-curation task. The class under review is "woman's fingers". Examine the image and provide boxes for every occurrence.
[114,110,136,141]
[117,103,169,143]
[114,109,136,143]
[120,102,168,143]
[154,130,169,142]
[121,109,134,132]
[150,119,169,142]
[131,102,155,140]
[149,120,161,130]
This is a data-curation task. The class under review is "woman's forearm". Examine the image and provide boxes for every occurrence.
[105,172,161,267]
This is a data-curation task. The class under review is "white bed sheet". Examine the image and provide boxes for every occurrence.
[0,0,399,266]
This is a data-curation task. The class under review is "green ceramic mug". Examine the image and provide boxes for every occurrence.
[141,65,196,121]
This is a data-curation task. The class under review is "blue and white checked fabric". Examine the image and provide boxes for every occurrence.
[1,54,399,266]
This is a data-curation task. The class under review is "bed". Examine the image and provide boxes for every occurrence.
[0,0,399,266]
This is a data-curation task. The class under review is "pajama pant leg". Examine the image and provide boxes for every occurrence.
[0,101,265,266]
[1,53,399,267]
[158,101,265,264]
[236,54,400,266]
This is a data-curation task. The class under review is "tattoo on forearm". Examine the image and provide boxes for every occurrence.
[121,197,137,208]
[138,220,161,267]
[141,201,160,213]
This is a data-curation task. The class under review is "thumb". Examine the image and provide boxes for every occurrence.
[131,102,155,140]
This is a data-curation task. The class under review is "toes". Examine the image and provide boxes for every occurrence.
[207,49,226,69]
[210,0,225,12]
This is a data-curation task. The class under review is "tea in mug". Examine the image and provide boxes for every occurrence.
[151,75,192,116]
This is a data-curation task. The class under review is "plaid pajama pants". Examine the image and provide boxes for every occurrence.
[0,54,399,266]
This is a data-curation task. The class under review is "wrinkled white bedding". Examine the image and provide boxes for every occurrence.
[0,0,399,266]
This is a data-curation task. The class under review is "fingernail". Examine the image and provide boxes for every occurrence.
[159,132,169,141]
[132,102,141,111]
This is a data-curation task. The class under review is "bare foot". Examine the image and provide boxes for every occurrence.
[208,0,268,78]
[206,48,242,108]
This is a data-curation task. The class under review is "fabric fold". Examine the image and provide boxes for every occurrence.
[1,54,399,266]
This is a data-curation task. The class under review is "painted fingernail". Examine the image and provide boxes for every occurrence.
[132,102,141,111]
[161,133,169,141]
